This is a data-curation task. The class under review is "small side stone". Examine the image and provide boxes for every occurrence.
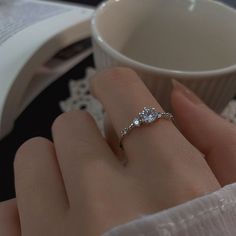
[156,112,162,119]
[121,129,127,135]
[133,118,141,126]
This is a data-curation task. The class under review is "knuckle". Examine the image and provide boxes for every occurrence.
[92,67,141,94]
[220,125,236,146]
[104,67,139,83]
[224,132,236,150]
[106,67,138,79]
[52,110,93,132]
[52,112,72,131]
[14,137,52,168]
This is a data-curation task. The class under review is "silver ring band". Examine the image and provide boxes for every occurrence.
[119,107,173,149]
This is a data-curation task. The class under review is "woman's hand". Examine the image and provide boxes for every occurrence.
[2,68,236,235]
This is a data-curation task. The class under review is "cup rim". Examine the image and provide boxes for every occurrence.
[91,0,236,79]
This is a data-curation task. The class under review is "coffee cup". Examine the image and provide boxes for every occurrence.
[91,0,236,112]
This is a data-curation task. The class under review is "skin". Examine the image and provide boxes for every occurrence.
[1,68,236,235]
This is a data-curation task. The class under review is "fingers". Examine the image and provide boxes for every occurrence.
[92,69,198,163]
[92,67,219,194]
[14,137,68,233]
[91,68,174,164]
[0,199,20,236]
[171,80,236,185]
[52,110,120,206]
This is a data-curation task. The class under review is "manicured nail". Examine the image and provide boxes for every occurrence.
[172,79,203,105]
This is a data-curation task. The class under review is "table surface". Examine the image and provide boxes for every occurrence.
[0,0,235,201]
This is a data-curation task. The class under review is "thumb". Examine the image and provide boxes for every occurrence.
[171,80,236,186]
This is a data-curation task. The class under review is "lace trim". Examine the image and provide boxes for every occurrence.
[59,67,104,132]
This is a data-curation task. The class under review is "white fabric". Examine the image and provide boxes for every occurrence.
[103,183,236,236]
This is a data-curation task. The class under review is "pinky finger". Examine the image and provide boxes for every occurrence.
[0,199,21,236]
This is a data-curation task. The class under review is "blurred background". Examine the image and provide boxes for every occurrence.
[0,0,236,202]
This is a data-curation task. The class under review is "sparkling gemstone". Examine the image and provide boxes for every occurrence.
[133,118,141,126]
[121,129,127,135]
[156,112,162,119]
[140,107,157,123]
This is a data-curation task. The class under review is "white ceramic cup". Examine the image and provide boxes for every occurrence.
[91,0,236,112]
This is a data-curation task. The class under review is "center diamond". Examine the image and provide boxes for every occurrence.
[139,107,158,124]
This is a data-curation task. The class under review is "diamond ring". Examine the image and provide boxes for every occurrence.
[119,107,173,149]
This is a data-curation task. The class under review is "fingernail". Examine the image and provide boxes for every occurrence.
[172,79,203,105]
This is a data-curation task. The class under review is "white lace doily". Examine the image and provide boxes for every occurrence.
[59,67,104,131]
[59,67,236,130]
[222,100,236,123]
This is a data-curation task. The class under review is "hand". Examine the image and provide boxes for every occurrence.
[1,68,235,236]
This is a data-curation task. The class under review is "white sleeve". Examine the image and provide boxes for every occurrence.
[103,183,236,236]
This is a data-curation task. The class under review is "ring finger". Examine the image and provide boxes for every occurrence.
[91,68,219,191]
[92,68,194,164]
[92,68,168,160]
